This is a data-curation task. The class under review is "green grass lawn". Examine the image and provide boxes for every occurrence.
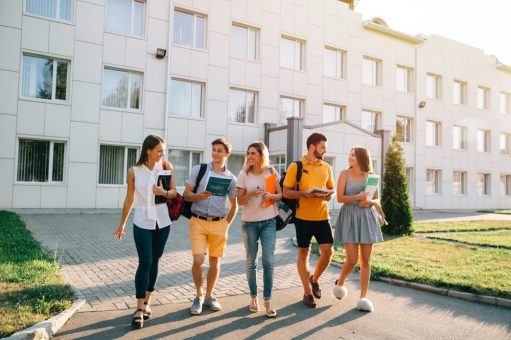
[0,211,74,337]
[427,230,511,249]
[413,220,511,233]
[324,236,511,299]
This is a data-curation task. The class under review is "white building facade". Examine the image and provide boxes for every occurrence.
[0,0,510,209]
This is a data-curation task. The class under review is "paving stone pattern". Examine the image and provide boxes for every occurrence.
[21,212,339,312]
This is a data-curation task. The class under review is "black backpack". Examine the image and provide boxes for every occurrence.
[181,163,208,219]
[275,161,303,231]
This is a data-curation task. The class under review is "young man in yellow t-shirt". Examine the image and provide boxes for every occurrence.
[283,133,334,308]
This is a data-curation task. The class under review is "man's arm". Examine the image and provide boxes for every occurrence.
[226,196,238,224]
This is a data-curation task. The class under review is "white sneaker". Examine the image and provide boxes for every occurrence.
[204,296,222,311]
[356,298,374,312]
[332,283,348,300]
[190,297,204,315]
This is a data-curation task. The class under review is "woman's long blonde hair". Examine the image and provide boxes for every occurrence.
[243,141,270,174]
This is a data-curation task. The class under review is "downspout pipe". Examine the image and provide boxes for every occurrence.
[163,1,174,159]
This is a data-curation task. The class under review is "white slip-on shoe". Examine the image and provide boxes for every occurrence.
[356,298,374,312]
[331,280,348,300]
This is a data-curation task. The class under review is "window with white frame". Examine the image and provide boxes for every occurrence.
[22,54,69,101]
[229,88,256,124]
[361,110,380,133]
[426,73,441,99]
[170,79,204,118]
[477,86,490,109]
[279,97,302,126]
[102,68,142,110]
[280,36,304,71]
[396,66,412,93]
[477,129,491,152]
[500,133,511,155]
[501,175,511,196]
[17,139,65,183]
[168,149,202,187]
[426,121,441,146]
[25,0,72,21]
[270,155,286,176]
[396,115,412,143]
[322,104,345,123]
[501,92,510,114]
[477,173,491,196]
[99,145,138,184]
[426,169,441,195]
[173,9,206,49]
[227,154,245,177]
[362,56,381,86]
[452,171,467,195]
[106,0,145,37]
[406,167,414,196]
[453,125,468,150]
[453,80,467,105]
[324,47,345,79]
[230,24,257,60]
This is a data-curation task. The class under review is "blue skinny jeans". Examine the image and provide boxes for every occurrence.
[242,218,276,300]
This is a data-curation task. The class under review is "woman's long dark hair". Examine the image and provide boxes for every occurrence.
[136,135,165,166]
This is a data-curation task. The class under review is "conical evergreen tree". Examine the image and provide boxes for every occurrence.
[381,136,414,235]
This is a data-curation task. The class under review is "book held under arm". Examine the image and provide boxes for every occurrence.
[205,172,232,197]
[364,174,380,199]
[155,170,171,204]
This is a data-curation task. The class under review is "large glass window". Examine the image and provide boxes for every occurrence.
[170,79,204,118]
[453,126,467,150]
[229,88,256,124]
[477,86,490,109]
[500,92,510,114]
[426,121,441,146]
[17,139,65,183]
[426,73,441,99]
[322,104,345,123]
[361,110,380,133]
[477,129,490,153]
[279,97,302,126]
[453,80,467,105]
[396,116,412,143]
[324,47,345,79]
[280,36,304,71]
[25,0,72,21]
[106,0,145,37]
[174,10,206,49]
[501,175,511,196]
[168,149,202,187]
[270,155,286,176]
[500,133,511,155]
[477,173,491,196]
[426,169,441,195]
[99,145,138,185]
[102,68,142,110]
[452,171,467,195]
[231,24,257,60]
[22,55,69,101]
[362,57,381,86]
[396,66,412,93]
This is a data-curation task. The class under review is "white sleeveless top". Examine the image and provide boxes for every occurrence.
[132,161,172,230]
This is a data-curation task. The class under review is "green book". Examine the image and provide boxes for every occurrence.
[205,172,232,197]
[364,174,380,199]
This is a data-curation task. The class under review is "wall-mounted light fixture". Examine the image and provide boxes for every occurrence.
[156,48,167,59]
[418,100,426,108]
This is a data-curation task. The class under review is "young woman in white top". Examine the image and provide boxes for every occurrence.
[237,141,282,317]
[113,135,176,329]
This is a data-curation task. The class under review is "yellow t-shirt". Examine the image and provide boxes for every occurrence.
[283,156,334,221]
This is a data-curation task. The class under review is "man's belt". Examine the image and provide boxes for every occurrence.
[191,213,224,222]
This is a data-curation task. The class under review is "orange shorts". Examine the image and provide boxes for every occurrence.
[188,217,230,257]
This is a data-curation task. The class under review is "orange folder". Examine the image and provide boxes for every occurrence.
[264,173,277,207]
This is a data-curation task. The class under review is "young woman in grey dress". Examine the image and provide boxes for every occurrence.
[331,146,383,312]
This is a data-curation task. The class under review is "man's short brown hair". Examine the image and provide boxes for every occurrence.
[306,133,327,149]
[211,137,232,154]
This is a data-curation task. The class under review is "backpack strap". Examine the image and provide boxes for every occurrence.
[193,163,207,194]
[295,161,303,209]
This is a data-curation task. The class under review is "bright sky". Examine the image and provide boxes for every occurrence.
[355,0,511,65]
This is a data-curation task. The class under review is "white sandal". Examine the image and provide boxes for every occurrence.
[264,300,277,318]
[249,297,259,312]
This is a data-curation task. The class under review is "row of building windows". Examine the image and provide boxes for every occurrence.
[24,0,511,114]
[423,169,511,196]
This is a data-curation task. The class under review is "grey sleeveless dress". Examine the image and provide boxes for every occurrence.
[334,176,384,244]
